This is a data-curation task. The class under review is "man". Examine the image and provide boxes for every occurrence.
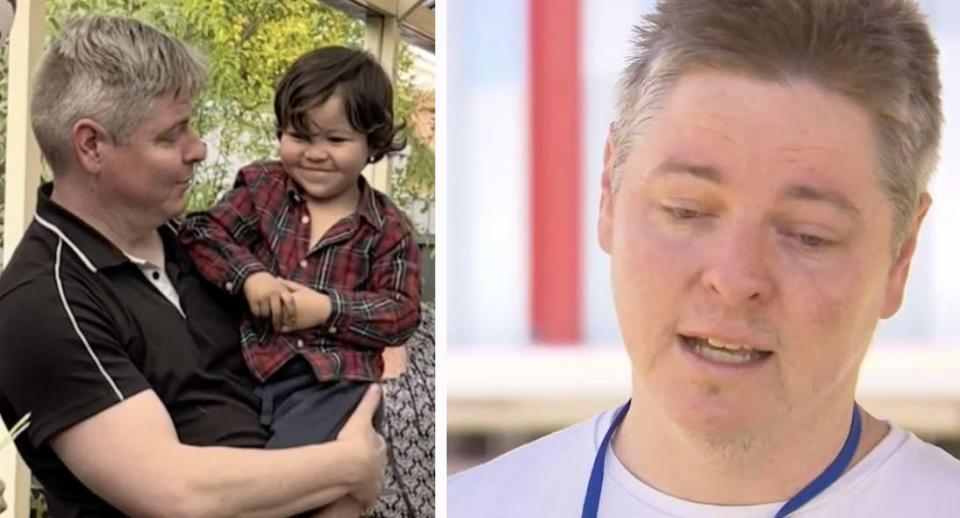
[0,16,385,517]
[449,0,960,516]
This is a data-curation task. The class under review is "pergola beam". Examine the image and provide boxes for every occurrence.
[361,13,400,194]
[319,0,434,52]
[0,0,46,518]
[2,0,44,266]
[1,0,46,514]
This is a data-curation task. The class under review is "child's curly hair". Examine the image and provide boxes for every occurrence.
[274,46,406,162]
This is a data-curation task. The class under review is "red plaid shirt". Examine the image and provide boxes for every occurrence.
[181,161,421,383]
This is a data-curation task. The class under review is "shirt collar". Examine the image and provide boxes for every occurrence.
[34,182,179,271]
[284,173,385,229]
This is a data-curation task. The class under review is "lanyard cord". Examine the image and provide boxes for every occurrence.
[581,401,862,518]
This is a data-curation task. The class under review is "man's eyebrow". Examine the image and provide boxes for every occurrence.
[650,159,725,184]
[650,159,862,216]
[160,117,190,135]
[780,184,861,217]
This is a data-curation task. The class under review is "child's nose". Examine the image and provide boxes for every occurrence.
[304,144,330,163]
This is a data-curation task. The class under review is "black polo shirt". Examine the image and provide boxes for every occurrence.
[0,184,267,517]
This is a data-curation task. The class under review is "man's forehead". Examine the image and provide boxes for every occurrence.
[140,93,195,127]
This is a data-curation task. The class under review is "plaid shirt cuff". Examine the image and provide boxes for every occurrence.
[225,262,269,296]
[323,288,349,335]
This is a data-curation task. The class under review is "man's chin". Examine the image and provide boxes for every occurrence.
[166,196,190,219]
[659,388,769,441]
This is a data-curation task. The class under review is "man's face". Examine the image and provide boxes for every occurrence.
[99,91,206,221]
[599,71,927,440]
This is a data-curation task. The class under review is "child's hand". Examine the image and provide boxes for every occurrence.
[243,272,296,330]
[278,280,333,331]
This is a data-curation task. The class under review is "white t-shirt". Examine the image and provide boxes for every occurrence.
[448,409,960,517]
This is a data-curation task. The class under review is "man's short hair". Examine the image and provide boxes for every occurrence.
[31,15,207,171]
[273,46,406,163]
[613,0,941,246]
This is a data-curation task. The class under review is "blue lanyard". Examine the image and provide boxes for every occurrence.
[581,401,862,518]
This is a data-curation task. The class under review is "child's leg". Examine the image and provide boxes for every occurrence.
[257,360,380,516]
[259,356,373,448]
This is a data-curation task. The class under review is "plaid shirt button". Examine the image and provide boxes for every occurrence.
[296,339,305,348]
[225,281,234,291]
[329,326,337,334]
[301,215,309,224]
[299,259,308,268]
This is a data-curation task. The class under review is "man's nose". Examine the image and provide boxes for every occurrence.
[185,130,206,164]
[700,223,774,306]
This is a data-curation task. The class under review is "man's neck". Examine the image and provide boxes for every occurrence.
[51,181,165,263]
[611,390,890,505]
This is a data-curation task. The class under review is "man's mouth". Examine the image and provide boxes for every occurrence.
[679,334,773,365]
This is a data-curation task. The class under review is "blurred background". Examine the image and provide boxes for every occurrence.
[447,0,960,473]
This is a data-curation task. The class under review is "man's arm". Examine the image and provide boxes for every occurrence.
[283,228,422,349]
[52,386,385,518]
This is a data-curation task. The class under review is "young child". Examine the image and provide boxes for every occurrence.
[181,46,421,515]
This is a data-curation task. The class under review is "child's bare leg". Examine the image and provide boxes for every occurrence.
[311,496,363,518]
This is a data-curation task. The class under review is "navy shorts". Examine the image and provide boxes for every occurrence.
[254,357,383,449]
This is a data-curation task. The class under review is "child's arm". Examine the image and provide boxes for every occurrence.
[280,227,421,349]
[180,168,272,299]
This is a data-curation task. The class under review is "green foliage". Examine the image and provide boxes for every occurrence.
[0,0,434,229]
[391,45,435,217]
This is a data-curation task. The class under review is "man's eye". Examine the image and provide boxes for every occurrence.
[665,206,703,219]
[797,233,831,248]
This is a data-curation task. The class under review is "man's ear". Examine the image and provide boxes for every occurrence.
[72,118,109,175]
[598,124,617,254]
[881,193,932,319]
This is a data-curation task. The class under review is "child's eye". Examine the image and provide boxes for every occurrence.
[328,136,348,143]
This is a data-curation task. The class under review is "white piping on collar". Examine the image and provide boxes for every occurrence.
[35,214,98,273]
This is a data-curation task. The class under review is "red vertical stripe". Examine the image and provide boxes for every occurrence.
[530,0,581,343]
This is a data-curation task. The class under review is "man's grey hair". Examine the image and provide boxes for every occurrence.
[31,15,207,171]
[612,0,941,247]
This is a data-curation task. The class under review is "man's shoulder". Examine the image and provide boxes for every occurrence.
[447,411,611,517]
[841,426,960,517]
[0,226,76,305]
[889,430,960,486]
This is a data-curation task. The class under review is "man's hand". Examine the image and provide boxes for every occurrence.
[278,280,333,331]
[337,385,386,506]
[243,272,296,330]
